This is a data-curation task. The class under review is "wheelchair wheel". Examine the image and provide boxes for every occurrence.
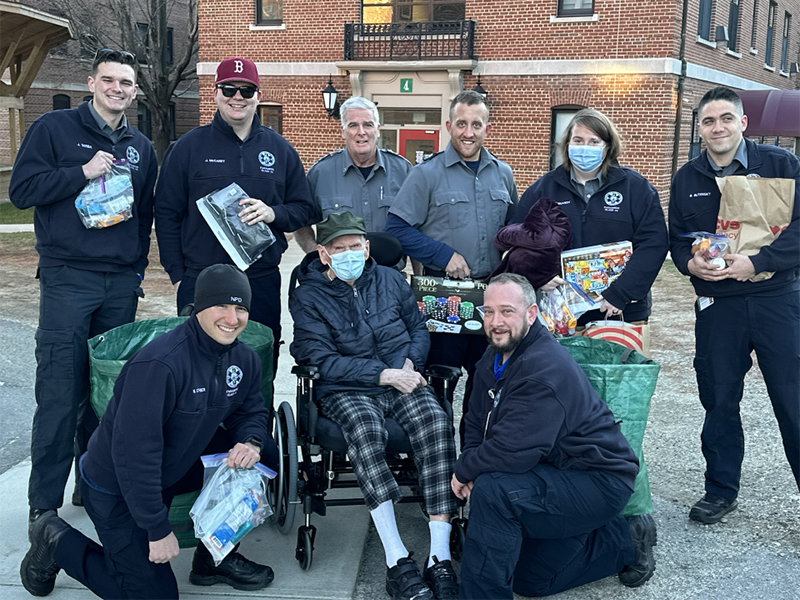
[296,524,316,571]
[450,517,467,560]
[268,401,298,535]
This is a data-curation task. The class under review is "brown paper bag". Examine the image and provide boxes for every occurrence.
[716,176,795,282]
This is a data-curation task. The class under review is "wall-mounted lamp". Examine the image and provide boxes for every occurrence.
[790,62,799,75]
[472,76,488,101]
[322,77,340,120]
[715,25,729,45]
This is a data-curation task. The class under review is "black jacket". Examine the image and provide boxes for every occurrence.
[9,102,156,274]
[513,166,668,322]
[454,321,638,489]
[154,111,317,282]
[669,138,800,298]
[289,256,430,400]
[82,316,269,542]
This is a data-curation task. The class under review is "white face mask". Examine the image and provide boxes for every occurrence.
[326,248,366,281]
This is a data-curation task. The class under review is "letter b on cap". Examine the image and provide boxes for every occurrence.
[234,60,243,73]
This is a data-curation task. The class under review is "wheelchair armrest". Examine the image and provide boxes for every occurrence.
[425,364,462,382]
[292,365,320,379]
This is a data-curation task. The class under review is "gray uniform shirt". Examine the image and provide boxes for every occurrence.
[388,143,518,277]
[307,148,412,232]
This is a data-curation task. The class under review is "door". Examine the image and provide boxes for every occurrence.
[399,129,439,164]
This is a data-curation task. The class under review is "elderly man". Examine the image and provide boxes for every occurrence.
[453,273,655,599]
[294,96,412,253]
[290,212,459,600]
[155,57,317,371]
[669,86,800,523]
[20,265,278,599]
[385,90,518,444]
[10,48,157,522]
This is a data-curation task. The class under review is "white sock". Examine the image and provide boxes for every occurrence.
[428,520,452,567]
[370,501,408,567]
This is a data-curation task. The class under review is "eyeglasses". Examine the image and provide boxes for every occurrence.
[216,84,258,99]
[94,48,136,66]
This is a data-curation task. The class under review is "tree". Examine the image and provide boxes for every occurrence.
[52,0,198,160]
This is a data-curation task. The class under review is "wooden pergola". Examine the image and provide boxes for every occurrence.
[1,0,73,162]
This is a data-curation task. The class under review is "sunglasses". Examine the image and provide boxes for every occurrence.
[216,84,258,99]
[94,48,136,66]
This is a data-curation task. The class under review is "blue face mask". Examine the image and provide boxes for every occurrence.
[327,248,366,281]
[568,145,604,173]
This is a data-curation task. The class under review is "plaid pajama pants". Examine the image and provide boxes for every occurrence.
[319,386,458,515]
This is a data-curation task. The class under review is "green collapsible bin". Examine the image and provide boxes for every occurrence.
[558,337,659,516]
[87,317,274,547]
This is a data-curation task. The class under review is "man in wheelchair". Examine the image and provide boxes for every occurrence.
[290,212,459,600]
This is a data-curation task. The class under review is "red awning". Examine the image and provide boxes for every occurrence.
[738,90,800,137]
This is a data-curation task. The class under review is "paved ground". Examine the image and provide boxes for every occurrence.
[0,230,798,600]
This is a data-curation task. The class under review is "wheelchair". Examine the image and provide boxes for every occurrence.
[267,232,468,570]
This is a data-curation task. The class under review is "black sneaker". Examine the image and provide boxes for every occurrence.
[28,508,56,543]
[618,514,657,588]
[386,555,434,600]
[20,511,74,597]
[423,556,459,599]
[689,493,738,524]
[189,543,274,591]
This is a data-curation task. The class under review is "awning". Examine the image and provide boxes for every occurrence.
[738,90,800,137]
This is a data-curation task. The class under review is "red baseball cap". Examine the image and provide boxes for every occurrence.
[215,58,259,87]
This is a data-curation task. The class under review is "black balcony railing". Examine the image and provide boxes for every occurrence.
[344,20,476,61]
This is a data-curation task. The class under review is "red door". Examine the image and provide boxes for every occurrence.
[399,129,439,165]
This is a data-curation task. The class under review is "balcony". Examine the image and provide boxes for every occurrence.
[343,20,476,61]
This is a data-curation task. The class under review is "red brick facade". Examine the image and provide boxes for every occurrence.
[196,0,799,203]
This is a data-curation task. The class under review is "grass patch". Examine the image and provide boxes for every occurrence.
[0,202,34,224]
[0,232,36,257]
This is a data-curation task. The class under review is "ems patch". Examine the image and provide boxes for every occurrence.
[604,191,623,206]
[126,146,140,164]
[259,151,275,167]
[226,365,243,388]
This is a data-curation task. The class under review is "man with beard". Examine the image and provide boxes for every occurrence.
[451,273,654,599]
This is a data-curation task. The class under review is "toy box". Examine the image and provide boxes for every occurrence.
[561,241,633,301]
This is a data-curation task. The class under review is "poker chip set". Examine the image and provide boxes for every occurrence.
[411,276,486,335]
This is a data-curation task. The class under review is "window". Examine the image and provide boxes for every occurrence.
[689,109,702,160]
[766,1,777,65]
[780,12,791,71]
[135,23,174,65]
[558,0,593,18]
[728,0,740,51]
[258,104,283,135]
[362,1,465,24]
[256,0,283,25]
[169,103,177,141]
[52,94,70,110]
[137,102,151,139]
[698,0,712,40]
[550,106,583,170]
[751,0,759,48]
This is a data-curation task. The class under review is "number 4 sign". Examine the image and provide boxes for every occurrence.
[400,78,413,93]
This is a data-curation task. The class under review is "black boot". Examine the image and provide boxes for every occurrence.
[618,514,657,588]
[189,542,274,591]
[28,508,57,543]
[20,511,74,597]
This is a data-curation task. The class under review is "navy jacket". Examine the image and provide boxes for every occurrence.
[669,139,800,298]
[154,112,317,282]
[82,316,269,542]
[513,166,668,322]
[9,102,156,274]
[455,322,638,489]
[289,256,430,400]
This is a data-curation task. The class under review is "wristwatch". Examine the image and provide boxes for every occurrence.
[243,436,263,453]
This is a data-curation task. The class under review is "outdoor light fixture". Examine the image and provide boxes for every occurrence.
[322,77,340,119]
[472,76,488,101]
[790,62,799,75]
[715,25,729,45]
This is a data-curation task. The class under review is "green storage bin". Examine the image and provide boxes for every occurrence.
[88,317,274,547]
[559,337,659,516]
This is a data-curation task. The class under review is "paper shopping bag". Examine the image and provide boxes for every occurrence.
[716,176,795,282]
[580,320,650,357]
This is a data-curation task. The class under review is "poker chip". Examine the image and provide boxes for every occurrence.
[459,301,474,319]
[447,315,459,324]
[417,301,427,315]
[447,295,461,316]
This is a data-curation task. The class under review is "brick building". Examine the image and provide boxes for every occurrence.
[191,1,797,199]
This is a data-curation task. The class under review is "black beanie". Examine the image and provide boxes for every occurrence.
[193,264,252,314]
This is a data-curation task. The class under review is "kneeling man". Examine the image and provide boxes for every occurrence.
[21,264,278,599]
[290,212,458,600]
[453,273,656,599]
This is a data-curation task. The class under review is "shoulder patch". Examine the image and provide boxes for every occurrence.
[423,150,444,162]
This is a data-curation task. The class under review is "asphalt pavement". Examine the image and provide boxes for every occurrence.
[0,238,798,600]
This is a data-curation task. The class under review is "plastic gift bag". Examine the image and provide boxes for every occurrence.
[536,281,596,337]
[679,231,729,270]
[196,183,276,271]
[190,453,276,565]
[74,159,134,228]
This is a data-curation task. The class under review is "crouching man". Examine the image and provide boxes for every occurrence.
[453,273,656,599]
[21,264,278,599]
[290,212,459,600]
